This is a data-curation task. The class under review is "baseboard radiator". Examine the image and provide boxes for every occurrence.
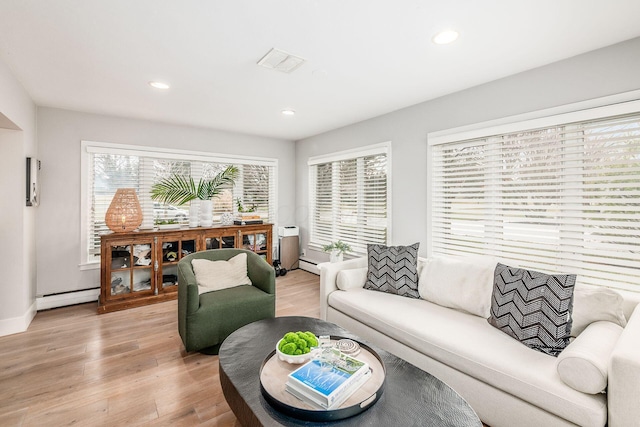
[36,288,100,311]
[299,258,321,275]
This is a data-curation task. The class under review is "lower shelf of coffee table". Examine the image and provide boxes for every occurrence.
[259,336,386,422]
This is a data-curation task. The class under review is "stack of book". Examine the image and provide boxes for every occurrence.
[285,351,371,410]
[234,213,263,225]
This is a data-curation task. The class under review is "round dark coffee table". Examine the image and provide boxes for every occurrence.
[219,316,481,427]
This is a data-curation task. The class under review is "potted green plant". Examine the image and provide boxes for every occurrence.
[150,165,238,227]
[236,197,258,213]
[322,240,352,263]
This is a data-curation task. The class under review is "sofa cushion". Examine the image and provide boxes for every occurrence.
[571,285,627,337]
[192,253,252,294]
[557,320,624,394]
[328,288,606,427]
[363,243,420,298]
[336,267,368,291]
[418,255,496,318]
[488,263,576,356]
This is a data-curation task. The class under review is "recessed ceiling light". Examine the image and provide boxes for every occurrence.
[149,81,170,89]
[281,109,296,116]
[432,30,459,45]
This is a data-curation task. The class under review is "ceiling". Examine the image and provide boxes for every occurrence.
[1,1,640,141]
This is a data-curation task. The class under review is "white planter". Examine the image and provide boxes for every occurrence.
[199,199,213,227]
[158,224,180,230]
[189,200,200,227]
[330,250,343,263]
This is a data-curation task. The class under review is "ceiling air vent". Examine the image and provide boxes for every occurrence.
[257,48,306,73]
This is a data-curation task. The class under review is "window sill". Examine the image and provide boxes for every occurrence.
[79,262,100,271]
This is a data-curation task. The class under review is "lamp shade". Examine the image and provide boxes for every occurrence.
[105,188,143,233]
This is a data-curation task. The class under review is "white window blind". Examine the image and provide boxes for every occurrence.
[309,143,390,256]
[429,110,640,291]
[83,142,277,263]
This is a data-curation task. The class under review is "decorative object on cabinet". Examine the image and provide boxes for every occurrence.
[220,212,234,225]
[105,188,143,233]
[150,166,239,227]
[235,197,262,224]
[200,199,214,227]
[98,223,273,313]
[155,218,181,229]
[189,200,200,227]
[236,197,257,213]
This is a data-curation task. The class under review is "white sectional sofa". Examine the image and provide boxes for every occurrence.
[319,256,640,427]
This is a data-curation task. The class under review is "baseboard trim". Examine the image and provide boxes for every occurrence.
[0,301,37,337]
[299,259,321,275]
[36,288,100,311]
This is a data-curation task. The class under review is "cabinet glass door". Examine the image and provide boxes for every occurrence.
[181,239,196,257]
[205,235,236,250]
[131,243,153,294]
[242,232,269,260]
[161,265,178,288]
[159,237,198,290]
[161,241,180,263]
[109,242,153,298]
[110,270,130,296]
[109,245,131,297]
[110,245,131,270]
[133,269,152,292]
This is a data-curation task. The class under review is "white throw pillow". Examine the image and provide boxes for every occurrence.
[557,320,624,394]
[571,285,627,337]
[336,268,368,291]
[419,255,497,318]
[192,253,252,295]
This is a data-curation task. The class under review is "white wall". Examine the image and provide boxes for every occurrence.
[0,59,37,336]
[296,37,640,263]
[36,108,295,296]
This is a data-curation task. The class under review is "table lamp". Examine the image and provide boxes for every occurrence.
[105,188,143,233]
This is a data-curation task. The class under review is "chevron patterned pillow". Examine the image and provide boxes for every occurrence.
[363,243,420,298]
[488,263,576,356]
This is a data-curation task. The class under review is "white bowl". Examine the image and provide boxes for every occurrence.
[276,339,313,364]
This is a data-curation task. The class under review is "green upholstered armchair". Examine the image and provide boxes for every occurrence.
[177,249,275,354]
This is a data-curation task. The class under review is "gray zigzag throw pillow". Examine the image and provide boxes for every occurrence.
[364,243,420,298]
[488,263,576,356]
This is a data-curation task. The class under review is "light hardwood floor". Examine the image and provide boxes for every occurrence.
[0,269,320,427]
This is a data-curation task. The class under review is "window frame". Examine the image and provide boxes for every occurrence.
[80,140,278,268]
[308,141,392,257]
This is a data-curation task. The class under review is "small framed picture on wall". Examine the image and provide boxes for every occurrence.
[26,157,40,207]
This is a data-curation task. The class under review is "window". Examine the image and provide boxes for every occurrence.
[308,142,390,256]
[428,100,640,291]
[81,141,277,265]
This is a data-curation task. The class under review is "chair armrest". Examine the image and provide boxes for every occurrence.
[178,259,200,315]
[319,257,368,320]
[608,304,640,426]
[247,254,275,295]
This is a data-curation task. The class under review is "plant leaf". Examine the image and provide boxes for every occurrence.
[196,165,238,200]
[150,174,197,205]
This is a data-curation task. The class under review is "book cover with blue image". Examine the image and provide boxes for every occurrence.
[288,353,368,404]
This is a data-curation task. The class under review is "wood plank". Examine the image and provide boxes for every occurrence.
[0,269,319,426]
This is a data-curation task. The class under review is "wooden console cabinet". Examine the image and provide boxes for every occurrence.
[99,224,273,313]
